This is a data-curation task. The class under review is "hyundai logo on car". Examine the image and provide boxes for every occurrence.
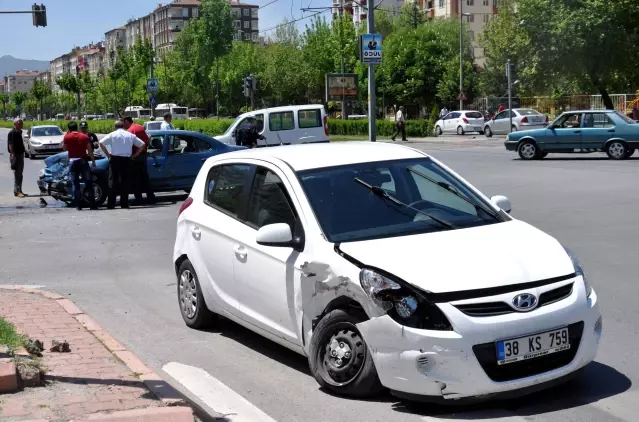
[512,293,538,311]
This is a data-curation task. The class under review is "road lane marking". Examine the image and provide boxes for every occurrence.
[163,361,278,422]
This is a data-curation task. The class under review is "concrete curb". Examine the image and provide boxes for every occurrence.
[0,285,193,419]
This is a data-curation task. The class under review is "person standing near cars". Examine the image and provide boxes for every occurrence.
[79,121,99,149]
[160,113,174,130]
[63,121,97,210]
[236,117,264,148]
[391,106,407,142]
[99,120,145,209]
[7,118,26,198]
[123,117,156,204]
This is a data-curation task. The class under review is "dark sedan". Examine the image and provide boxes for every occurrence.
[37,130,245,205]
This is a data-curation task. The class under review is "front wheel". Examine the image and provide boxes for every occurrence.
[518,141,539,160]
[309,310,384,398]
[484,126,493,137]
[87,177,108,206]
[606,141,628,160]
[457,126,465,135]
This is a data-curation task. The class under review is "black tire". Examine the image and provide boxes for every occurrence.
[484,126,493,137]
[457,126,465,135]
[518,141,539,160]
[87,176,108,207]
[435,125,443,136]
[308,309,384,398]
[177,259,215,329]
[478,131,485,135]
[540,152,548,158]
[24,149,29,158]
[627,148,635,157]
[606,140,628,160]
[29,148,36,160]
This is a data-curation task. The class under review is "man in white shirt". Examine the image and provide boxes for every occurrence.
[391,106,407,142]
[99,120,146,209]
[440,106,448,118]
[160,113,175,130]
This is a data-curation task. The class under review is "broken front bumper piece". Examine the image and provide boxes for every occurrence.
[356,288,601,400]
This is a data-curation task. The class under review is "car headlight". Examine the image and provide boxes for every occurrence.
[564,247,592,297]
[30,140,42,146]
[359,269,452,330]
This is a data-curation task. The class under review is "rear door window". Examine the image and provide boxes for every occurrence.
[205,164,251,217]
[269,111,295,131]
[298,109,322,128]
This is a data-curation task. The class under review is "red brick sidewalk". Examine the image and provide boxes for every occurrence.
[0,287,194,422]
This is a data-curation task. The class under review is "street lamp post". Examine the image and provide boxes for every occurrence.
[459,2,470,111]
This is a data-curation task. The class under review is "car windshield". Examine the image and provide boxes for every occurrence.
[516,109,541,116]
[614,111,636,124]
[465,111,483,118]
[297,157,503,243]
[32,127,63,137]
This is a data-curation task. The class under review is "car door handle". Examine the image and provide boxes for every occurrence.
[191,227,201,241]
[573,130,581,133]
[234,245,247,258]
[607,128,615,132]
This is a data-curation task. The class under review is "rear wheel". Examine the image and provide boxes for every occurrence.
[606,141,628,160]
[309,310,384,398]
[457,126,465,135]
[435,125,443,136]
[86,177,108,206]
[177,259,215,329]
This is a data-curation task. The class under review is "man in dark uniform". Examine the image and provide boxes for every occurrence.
[7,118,26,197]
[236,117,265,148]
[79,121,99,151]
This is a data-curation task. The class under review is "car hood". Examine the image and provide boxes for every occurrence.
[337,220,574,294]
[31,135,64,144]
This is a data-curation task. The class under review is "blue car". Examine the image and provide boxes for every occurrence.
[37,130,245,205]
[504,110,639,160]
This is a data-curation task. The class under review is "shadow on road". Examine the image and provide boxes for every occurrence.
[391,361,631,419]
[515,156,639,161]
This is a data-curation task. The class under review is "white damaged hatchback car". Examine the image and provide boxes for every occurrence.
[173,142,602,401]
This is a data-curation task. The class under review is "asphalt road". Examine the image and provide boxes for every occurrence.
[0,128,637,422]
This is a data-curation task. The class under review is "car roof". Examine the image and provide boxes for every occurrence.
[147,130,209,137]
[234,104,325,120]
[561,109,615,114]
[31,125,62,129]
[215,142,427,171]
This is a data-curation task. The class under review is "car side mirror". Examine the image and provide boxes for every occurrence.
[24,133,30,139]
[256,223,303,250]
[490,195,512,214]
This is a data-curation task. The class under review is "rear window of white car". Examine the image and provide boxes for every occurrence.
[464,112,483,119]
[298,109,322,128]
[516,109,541,116]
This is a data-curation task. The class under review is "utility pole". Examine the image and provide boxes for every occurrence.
[149,60,155,117]
[507,59,513,133]
[368,4,376,142]
[459,0,463,111]
[0,5,47,26]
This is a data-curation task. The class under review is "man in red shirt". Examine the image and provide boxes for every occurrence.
[62,121,97,210]
[123,116,156,204]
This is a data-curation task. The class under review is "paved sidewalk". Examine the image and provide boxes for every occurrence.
[0,287,193,422]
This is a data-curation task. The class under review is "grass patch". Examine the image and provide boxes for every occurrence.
[0,317,24,349]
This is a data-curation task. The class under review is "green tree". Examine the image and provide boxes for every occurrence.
[30,80,52,118]
[11,92,27,116]
[0,93,9,118]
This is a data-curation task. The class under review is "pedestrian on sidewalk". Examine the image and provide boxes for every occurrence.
[391,106,407,142]
[160,113,174,130]
[7,118,26,198]
[99,120,145,209]
[63,121,97,211]
[123,116,156,204]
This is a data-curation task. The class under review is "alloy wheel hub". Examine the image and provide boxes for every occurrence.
[179,270,197,318]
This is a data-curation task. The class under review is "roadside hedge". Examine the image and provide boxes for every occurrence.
[0,118,434,138]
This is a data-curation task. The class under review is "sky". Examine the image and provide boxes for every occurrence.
[0,0,330,61]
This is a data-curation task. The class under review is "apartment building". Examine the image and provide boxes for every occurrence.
[422,0,498,66]
[0,82,5,95]
[105,27,126,57]
[36,70,53,90]
[230,1,259,42]
[153,0,201,55]
[332,0,402,26]
[5,70,40,94]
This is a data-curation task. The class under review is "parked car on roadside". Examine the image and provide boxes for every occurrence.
[37,130,245,205]
[505,110,639,160]
[434,110,485,135]
[484,108,548,137]
[215,104,329,146]
[23,125,66,159]
[173,141,601,401]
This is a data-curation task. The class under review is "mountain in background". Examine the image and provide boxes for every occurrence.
[0,55,49,78]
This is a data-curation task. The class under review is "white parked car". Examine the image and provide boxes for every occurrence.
[144,121,163,131]
[484,108,549,137]
[23,125,65,159]
[434,110,486,135]
[215,104,329,146]
[173,142,601,400]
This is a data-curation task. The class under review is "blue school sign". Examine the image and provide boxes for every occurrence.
[360,33,382,65]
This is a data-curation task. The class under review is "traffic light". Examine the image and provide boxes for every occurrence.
[243,77,251,98]
[32,4,47,27]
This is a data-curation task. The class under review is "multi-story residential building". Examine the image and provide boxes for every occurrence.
[230,0,259,42]
[153,0,201,55]
[35,70,52,90]
[105,26,126,60]
[0,82,5,95]
[85,46,106,78]
[332,0,402,26]
[422,0,498,66]
[5,70,40,94]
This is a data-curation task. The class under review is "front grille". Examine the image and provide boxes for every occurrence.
[454,282,574,317]
[472,321,584,382]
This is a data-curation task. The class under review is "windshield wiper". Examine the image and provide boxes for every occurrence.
[406,167,501,221]
[353,178,456,230]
